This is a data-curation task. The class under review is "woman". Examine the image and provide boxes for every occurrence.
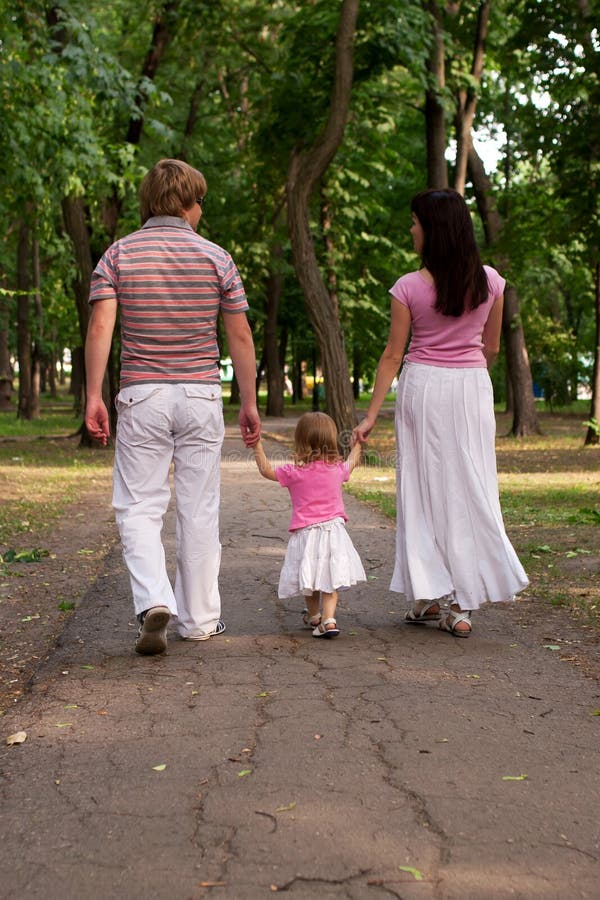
[353,189,528,636]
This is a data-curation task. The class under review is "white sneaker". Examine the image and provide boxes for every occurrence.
[181,619,226,641]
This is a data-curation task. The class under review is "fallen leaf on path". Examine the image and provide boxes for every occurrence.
[314,734,322,740]
[377,657,387,661]
[502,774,528,781]
[398,865,424,881]
[64,704,78,709]
[54,723,72,728]
[275,802,296,812]
[591,710,600,716]
[238,769,252,777]
[198,881,226,888]
[543,645,561,651]
[81,665,95,670]
[6,731,27,746]
[152,764,167,772]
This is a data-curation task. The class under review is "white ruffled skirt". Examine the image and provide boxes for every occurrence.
[278,517,366,599]
[391,363,529,610]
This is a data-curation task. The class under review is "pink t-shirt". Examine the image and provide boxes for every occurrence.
[389,265,505,367]
[275,460,350,532]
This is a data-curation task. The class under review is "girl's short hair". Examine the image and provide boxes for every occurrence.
[294,412,340,465]
[411,188,488,317]
[139,159,207,224]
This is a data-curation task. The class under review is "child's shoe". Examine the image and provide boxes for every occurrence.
[312,618,339,638]
[302,608,321,629]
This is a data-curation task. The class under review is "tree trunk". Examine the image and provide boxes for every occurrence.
[467,142,541,435]
[62,196,92,345]
[16,222,33,420]
[61,195,108,445]
[126,1,179,146]
[454,0,490,195]
[352,349,361,400]
[70,346,85,416]
[424,0,448,188]
[286,0,359,438]
[0,275,13,410]
[98,0,181,241]
[584,262,600,446]
[264,243,285,417]
[30,234,43,419]
[229,373,240,405]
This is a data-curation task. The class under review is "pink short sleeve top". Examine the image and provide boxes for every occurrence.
[389,265,505,367]
[275,460,350,532]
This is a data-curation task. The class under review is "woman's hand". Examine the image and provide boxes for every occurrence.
[352,415,375,446]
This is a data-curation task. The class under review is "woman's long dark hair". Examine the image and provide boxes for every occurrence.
[411,189,489,317]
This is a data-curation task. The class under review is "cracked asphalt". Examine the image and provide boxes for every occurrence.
[1,425,599,900]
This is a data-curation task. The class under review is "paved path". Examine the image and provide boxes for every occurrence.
[1,428,599,899]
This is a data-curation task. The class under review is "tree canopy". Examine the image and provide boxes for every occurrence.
[0,0,597,439]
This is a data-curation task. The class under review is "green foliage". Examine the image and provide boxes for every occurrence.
[2,548,49,564]
[0,0,597,421]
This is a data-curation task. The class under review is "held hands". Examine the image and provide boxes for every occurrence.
[239,402,261,447]
[352,414,375,447]
[85,398,110,446]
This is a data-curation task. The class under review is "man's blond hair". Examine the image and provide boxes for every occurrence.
[139,159,207,223]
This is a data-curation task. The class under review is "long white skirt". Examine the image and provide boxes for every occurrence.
[278,517,366,599]
[391,363,529,610]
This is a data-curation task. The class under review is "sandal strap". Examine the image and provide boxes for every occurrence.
[444,609,472,631]
[405,600,441,622]
[322,618,337,626]
[450,610,471,623]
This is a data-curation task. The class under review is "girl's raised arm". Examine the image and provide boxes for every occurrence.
[253,439,278,481]
[346,440,362,475]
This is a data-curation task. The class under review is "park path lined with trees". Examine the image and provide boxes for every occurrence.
[0,0,598,443]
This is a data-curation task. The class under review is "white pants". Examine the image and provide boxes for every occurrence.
[112,383,224,639]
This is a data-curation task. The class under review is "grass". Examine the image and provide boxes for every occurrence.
[0,443,113,546]
[0,394,113,546]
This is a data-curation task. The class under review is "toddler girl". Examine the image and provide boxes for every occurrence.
[253,412,366,638]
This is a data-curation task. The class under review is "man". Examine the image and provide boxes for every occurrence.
[85,158,260,655]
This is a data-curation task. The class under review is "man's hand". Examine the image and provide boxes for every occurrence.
[239,402,261,447]
[85,397,110,446]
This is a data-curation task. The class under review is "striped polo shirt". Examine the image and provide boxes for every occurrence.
[89,216,249,387]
